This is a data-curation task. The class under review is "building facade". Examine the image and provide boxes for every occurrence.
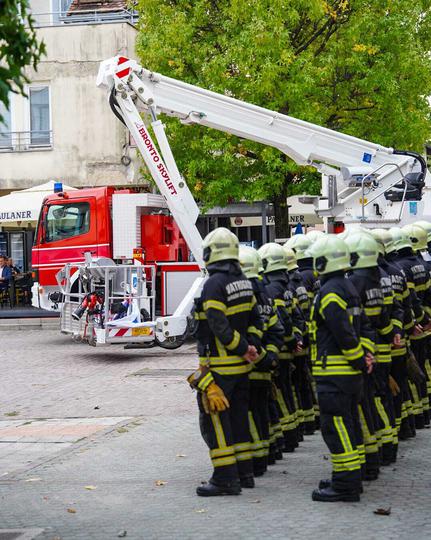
[0,0,139,269]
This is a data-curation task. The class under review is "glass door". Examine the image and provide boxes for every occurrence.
[0,233,7,256]
[10,232,25,272]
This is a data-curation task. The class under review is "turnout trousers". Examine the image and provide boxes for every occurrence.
[318,389,363,493]
[198,372,253,486]
[248,381,270,475]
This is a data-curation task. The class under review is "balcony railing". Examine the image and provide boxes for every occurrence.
[32,9,138,28]
[0,131,53,152]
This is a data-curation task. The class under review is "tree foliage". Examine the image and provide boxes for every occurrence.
[0,0,46,122]
[136,0,431,225]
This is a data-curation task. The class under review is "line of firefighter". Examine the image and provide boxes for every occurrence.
[187,220,431,502]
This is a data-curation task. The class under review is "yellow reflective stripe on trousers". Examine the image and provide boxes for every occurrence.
[333,416,353,453]
[210,413,227,448]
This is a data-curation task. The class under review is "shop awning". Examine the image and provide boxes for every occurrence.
[0,181,77,224]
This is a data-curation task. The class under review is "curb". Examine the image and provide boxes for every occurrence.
[0,318,59,331]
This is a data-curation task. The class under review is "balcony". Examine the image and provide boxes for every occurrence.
[0,131,53,152]
[32,9,138,27]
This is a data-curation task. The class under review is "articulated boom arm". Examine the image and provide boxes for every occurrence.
[97,56,427,228]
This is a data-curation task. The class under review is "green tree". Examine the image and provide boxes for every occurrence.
[136,0,431,236]
[0,0,46,122]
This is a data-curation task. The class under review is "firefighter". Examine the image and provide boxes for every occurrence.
[400,224,431,428]
[368,228,403,463]
[239,245,284,476]
[189,227,263,497]
[283,243,316,435]
[370,228,412,447]
[258,242,302,452]
[344,231,389,477]
[307,234,370,502]
[414,221,431,410]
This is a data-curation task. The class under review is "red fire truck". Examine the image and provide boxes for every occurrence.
[31,185,200,314]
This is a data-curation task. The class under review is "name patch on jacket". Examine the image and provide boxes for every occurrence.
[226,279,253,301]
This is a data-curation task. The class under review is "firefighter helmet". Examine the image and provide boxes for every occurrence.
[258,243,288,273]
[239,245,261,279]
[306,234,350,275]
[202,227,239,266]
[306,230,325,243]
[344,232,379,269]
[402,223,427,251]
[414,220,431,244]
[284,234,312,261]
[283,246,299,271]
[389,227,411,252]
[370,228,393,255]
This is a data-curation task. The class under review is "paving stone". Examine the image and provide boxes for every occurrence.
[0,330,430,539]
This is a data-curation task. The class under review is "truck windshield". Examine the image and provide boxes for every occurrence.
[45,202,90,242]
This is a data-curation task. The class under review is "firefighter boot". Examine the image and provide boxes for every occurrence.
[312,486,360,503]
[318,479,363,494]
[196,481,241,497]
[240,476,255,489]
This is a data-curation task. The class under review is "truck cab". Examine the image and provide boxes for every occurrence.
[32,186,196,311]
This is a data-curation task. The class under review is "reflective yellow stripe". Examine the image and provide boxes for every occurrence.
[333,416,353,453]
[266,343,279,354]
[247,325,263,338]
[360,337,375,353]
[392,319,403,328]
[319,293,347,317]
[379,323,393,336]
[212,455,237,467]
[212,365,252,375]
[210,414,227,448]
[210,446,235,458]
[274,298,285,307]
[226,302,254,315]
[342,343,363,361]
[203,300,226,312]
[364,306,382,316]
[225,330,241,351]
[313,366,362,376]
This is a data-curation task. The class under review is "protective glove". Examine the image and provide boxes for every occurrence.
[206,382,230,413]
[388,375,400,397]
[407,349,426,384]
[257,351,279,371]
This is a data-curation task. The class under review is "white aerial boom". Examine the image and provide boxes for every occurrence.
[96,55,429,339]
[97,55,429,233]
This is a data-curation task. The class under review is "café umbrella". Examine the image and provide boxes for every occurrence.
[0,181,76,225]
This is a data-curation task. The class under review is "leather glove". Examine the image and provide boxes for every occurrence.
[206,383,230,413]
[407,349,426,384]
[388,375,400,397]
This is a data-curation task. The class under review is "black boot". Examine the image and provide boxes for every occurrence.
[196,481,241,497]
[318,479,363,494]
[240,476,255,489]
[364,469,379,481]
[312,486,360,502]
[275,450,283,461]
[415,414,425,430]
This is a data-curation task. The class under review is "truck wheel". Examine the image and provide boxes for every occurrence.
[155,335,185,349]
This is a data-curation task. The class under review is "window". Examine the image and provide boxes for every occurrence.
[0,98,12,149]
[45,203,90,242]
[52,0,73,23]
[30,86,50,145]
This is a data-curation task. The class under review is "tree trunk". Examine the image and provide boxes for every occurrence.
[272,175,292,240]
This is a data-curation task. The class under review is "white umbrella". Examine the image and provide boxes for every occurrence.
[0,181,77,224]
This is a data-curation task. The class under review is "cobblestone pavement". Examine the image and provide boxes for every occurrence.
[1,329,431,539]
